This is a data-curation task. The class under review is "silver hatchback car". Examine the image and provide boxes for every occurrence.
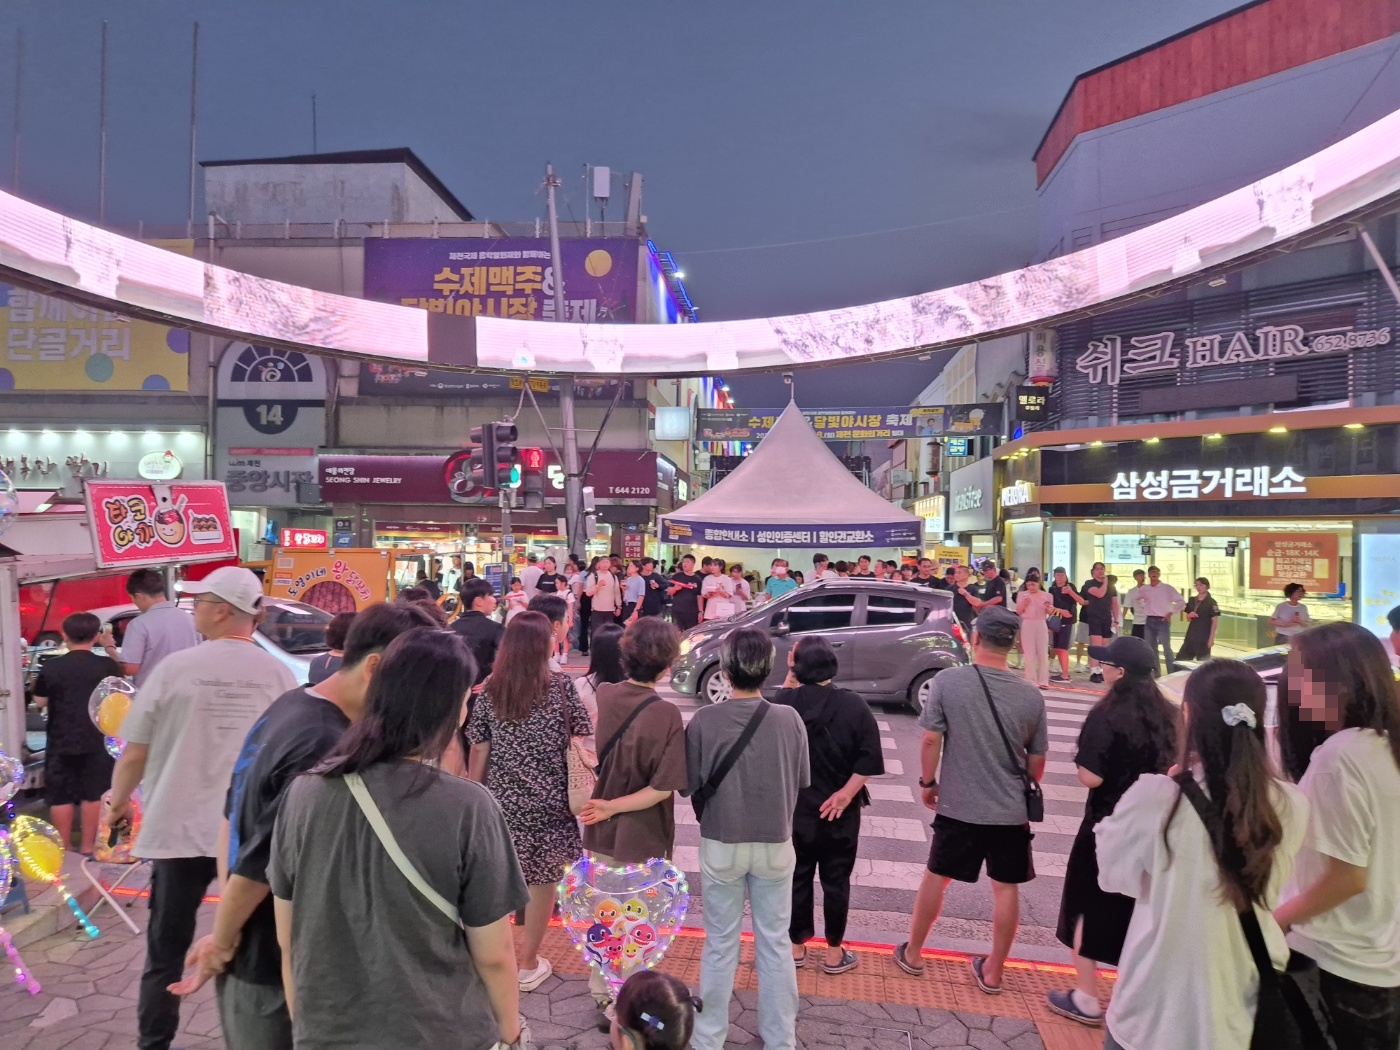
[669,578,969,711]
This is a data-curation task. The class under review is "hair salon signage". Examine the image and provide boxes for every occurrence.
[1075,325,1391,387]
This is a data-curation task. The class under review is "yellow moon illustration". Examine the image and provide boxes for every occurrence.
[584,250,613,277]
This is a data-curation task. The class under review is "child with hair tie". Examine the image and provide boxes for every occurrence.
[609,971,701,1050]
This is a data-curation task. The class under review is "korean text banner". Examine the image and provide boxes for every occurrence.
[1,283,190,391]
[696,404,1003,441]
[84,480,236,568]
[659,518,922,548]
[359,365,637,402]
[1249,532,1339,592]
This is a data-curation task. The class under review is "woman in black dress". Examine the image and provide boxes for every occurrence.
[1047,635,1177,1027]
[1175,576,1219,661]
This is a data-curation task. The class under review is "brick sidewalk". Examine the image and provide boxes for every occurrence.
[2,887,1110,1050]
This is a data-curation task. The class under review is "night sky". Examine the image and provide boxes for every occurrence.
[0,1,1243,406]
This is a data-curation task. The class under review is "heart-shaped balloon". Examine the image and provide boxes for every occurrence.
[558,855,689,995]
[90,677,135,739]
[0,750,22,804]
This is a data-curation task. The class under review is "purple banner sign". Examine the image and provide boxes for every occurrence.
[660,518,923,548]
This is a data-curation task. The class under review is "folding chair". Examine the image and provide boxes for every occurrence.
[79,856,149,935]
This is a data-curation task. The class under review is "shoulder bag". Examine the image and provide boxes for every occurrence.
[1178,776,1335,1050]
[972,667,1044,822]
[691,701,769,821]
[559,676,595,815]
[344,771,465,931]
[593,695,661,776]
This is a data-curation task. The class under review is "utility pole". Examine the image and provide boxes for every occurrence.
[187,22,199,238]
[97,20,109,222]
[545,163,584,557]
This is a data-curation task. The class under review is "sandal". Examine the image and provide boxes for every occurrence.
[823,949,859,975]
[792,945,808,968]
[892,942,925,977]
[970,955,1003,995]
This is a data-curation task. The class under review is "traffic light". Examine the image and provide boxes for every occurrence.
[520,447,545,510]
[467,423,495,488]
[490,421,521,488]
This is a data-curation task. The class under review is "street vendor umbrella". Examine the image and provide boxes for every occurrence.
[659,401,922,548]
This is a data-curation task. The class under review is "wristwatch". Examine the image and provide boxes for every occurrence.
[918,776,938,789]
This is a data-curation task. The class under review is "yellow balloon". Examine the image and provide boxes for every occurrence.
[15,832,63,881]
[584,249,612,277]
[97,693,131,738]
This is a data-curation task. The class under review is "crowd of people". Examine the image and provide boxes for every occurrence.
[15,548,1398,1050]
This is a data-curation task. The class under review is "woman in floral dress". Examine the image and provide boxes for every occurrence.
[467,610,593,992]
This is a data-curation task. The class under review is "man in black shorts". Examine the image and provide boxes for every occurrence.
[1047,567,1084,684]
[896,607,1048,993]
[1079,562,1119,683]
[31,612,125,854]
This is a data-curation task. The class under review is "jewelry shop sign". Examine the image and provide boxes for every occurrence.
[1075,324,1391,387]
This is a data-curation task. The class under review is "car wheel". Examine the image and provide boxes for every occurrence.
[698,664,731,704]
[908,670,937,714]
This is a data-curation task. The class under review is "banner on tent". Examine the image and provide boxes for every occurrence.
[660,518,922,547]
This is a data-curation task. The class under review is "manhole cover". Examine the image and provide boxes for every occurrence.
[799,1021,913,1050]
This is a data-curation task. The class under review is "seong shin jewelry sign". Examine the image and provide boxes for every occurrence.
[1076,325,1391,388]
[1112,466,1307,501]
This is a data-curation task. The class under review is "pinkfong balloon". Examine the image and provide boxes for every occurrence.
[0,751,22,804]
[557,855,689,995]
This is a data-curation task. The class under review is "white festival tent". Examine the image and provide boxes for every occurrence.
[659,402,922,549]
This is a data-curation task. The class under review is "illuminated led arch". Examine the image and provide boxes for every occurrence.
[2,107,1399,377]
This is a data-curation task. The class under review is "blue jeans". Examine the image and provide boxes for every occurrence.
[693,839,799,1050]
[1142,617,1173,677]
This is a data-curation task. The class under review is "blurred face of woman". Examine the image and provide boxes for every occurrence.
[1288,650,1342,729]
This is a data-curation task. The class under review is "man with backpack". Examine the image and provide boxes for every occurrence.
[684,627,809,1050]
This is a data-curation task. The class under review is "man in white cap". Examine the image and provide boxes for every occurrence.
[108,567,297,1050]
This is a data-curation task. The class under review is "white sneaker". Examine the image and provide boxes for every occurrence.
[518,957,553,992]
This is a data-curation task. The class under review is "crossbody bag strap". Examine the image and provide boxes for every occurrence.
[344,772,465,932]
[595,695,661,775]
[1177,777,1280,985]
[972,667,1032,782]
[701,701,770,798]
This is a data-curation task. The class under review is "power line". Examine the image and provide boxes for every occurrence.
[676,203,1035,256]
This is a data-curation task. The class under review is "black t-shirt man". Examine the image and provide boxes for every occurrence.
[669,569,704,625]
[639,569,669,617]
[773,682,885,828]
[1048,579,1079,638]
[952,578,978,626]
[977,574,1008,610]
[224,685,351,985]
[451,611,504,680]
[34,649,124,755]
[1080,576,1117,632]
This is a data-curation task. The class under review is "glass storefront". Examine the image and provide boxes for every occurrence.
[1062,518,1352,652]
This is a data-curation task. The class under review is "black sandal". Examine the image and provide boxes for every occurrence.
[892,942,925,977]
[823,949,859,975]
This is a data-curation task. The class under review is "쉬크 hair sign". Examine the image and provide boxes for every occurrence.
[2,107,1400,375]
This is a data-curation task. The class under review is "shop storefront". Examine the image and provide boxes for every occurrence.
[1,427,207,496]
[998,415,1400,651]
[946,457,998,562]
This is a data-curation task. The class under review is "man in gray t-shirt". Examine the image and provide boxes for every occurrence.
[685,627,808,1050]
[896,606,1047,996]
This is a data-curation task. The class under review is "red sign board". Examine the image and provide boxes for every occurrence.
[1249,532,1340,591]
[280,528,329,549]
[84,480,237,569]
[622,531,644,560]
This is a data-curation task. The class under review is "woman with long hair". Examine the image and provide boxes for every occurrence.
[1275,623,1400,1047]
[466,610,593,993]
[269,629,529,1050]
[1047,636,1177,1027]
[574,622,626,763]
[1094,659,1309,1050]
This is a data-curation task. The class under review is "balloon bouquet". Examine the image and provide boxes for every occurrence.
[557,855,689,996]
[0,749,41,994]
[89,677,143,864]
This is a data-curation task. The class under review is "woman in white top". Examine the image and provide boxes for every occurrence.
[1095,659,1309,1050]
[700,558,738,621]
[1275,623,1400,1047]
[727,563,752,604]
[571,622,625,765]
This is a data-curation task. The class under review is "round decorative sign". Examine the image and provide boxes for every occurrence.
[137,450,183,480]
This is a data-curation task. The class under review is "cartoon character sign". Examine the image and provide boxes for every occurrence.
[558,856,690,995]
[152,491,188,545]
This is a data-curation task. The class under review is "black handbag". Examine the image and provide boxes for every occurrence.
[972,667,1044,822]
[690,702,769,821]
[1178,777,1336,1050]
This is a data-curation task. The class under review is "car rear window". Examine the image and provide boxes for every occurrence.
[865,594,922,627]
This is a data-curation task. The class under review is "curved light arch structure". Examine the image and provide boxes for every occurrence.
[2,107,1400,377]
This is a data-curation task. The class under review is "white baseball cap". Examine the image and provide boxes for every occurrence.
[180,566,265,615]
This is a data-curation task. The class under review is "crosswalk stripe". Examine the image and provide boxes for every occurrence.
[1047,712,1088,725]
[867,783,916,803]
[1045,700,1095,713]
[880,735,899,751]
[880,759,905,776]
[1048,726,1080,738]
[1046,759,1080,776]
[673,808,927,842]
[876,720,892,732]
[1041,782,1088,802]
